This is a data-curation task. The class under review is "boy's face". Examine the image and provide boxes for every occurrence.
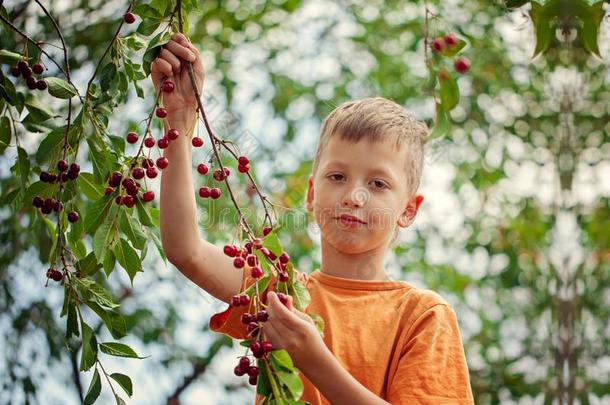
[306,136,424,254]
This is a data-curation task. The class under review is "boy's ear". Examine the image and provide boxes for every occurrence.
[306,175,314,212]
[397,194,424,228]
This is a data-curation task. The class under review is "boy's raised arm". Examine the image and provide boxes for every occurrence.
[151,33,243,304]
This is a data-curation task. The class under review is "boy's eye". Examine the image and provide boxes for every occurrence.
[329,174,344,181]
[371,180,388,189]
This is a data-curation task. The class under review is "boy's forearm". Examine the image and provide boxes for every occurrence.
[300,343,390,405]
[159,111,200,264]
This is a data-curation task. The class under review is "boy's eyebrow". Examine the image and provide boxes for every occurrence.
[323,160,398,182]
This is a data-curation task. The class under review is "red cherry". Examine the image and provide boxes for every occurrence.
[156,107,167,118]
[122,195,135,208]
[197,163,208,175]
[261,341,273,353]
[239,357,251,369]
[161,81,174,93]
[123,12,136,24]
[210,188,221,199]
[262,226,273,236]
[126,132,138,144]
[247,322,259,333]
[241,313,254,324]
[56,160,68,172]
[431,38,445,53]
[237,156,249,166]
[105,187,114,195]
[248,375,257,385]
[250,340,261,353]
[144,137,155,148]
[146,167,158,179]
[50,269,63,282]
[167,128,180,140]
[115,196,122,205]
[276,292,289,306]
[198,187,210,198]
[444,33,458,47]
[132,167,145,179]
[247,366,259,378]
[233,257,245,268]
[191,137,204,147]
[143,191,155,202]
[213,169,225,181]
[279,252,290,264]
[246,255,257,267]
[32,63,44,74]
[32,196,43,208]
[231,295,241,306]
[108,171,122,187]
[157,137,169,149]
[454,57,470,74]
[234,365,246,377]
[250,266,263,279]
[36,80,48,91]
[156,157,169,169]
[239,295,250,306]
[67,211,79,223]
[238,164,250,173]
[26,76,37,89]
[256,310,268,322]
[224,245,237,257]
[10,66,20,77]
[279,272,289,282]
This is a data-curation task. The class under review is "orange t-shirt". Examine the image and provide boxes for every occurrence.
[210,267,474,405]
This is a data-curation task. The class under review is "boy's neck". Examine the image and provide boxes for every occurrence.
[319,238,389,281]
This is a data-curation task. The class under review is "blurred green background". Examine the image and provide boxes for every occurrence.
[0,0,608,404]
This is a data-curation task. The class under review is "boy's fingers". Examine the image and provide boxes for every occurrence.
[171,32,188,43]
[164,39,196,62]
[160,48,182,74]
[151,58,173,79]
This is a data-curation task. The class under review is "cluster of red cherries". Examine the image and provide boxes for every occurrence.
[9,59,48,91]
[430,32,471,74]
[32,159,81,223]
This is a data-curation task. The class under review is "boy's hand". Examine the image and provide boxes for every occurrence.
[264,292,326,371]
[150,33,204,118]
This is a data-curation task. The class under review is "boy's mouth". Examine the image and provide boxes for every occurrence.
[335,214,366,225]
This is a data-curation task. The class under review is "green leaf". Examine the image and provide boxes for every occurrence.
[577,1,604,57]
[441,39,467,58]
[439,71,459,111]
[78,252,101,278]
[115,395,127,405]
[99,63,117,92]
[270,349,294,370]
[143,31,171,76]
[99,342,146,359]
[113,238,142,285]
[110,373,133,397]
[429,103,451,140]
[35,127,65,164]
[135,198,154,227]
[290,279,311,311]
[93,207,119,263]
[119,210,147,250]
[46,77,77,99]
[80,321,97,371]
[85,301,126,339]
[0,116,11,153]
[66,301,79,339]
[505,0,530,8]
[84,195,115,234]
[256,359,272,397]
[86,137,109,184]
[16,146,30,186]
[103,249,116,277]
[239,340,252,348]
[77,172,104,201]
[75,277,119,309]
[107,134,125,154]
[83,369,101,405]
[308,313,325,338]
[0,49,25,64]
[263,229,283,256]
[530,2,554,57]
[136,18,162,36]
[276,370,304,399]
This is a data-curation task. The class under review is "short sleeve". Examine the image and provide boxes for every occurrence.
[386,304,474,405]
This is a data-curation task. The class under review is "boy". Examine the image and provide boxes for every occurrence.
[153,33,474,404]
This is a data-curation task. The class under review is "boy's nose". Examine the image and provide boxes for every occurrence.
[341,186,370,207]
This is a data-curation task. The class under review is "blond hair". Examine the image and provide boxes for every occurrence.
[311,97,429,247]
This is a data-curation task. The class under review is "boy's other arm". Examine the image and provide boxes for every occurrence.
[152,34,243,305]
